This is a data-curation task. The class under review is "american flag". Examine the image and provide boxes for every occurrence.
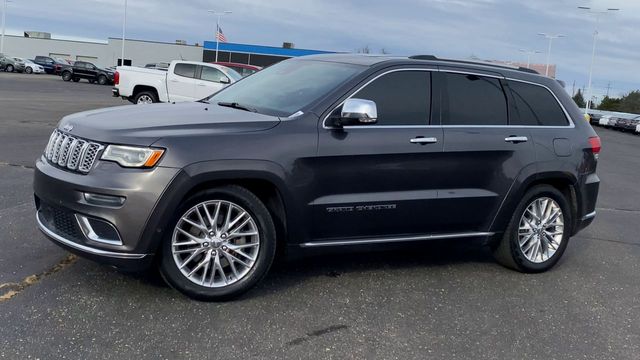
[216,26,227,42]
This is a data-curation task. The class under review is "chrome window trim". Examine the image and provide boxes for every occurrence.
[322,68,575,130]
[322,67,435,130]
[300,231,495,248]
[37,211,147,259]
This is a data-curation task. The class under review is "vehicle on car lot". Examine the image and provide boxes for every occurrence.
[34,54,600,301]
[598,115,613,127]
[17,58,45,74]
[0,54,25,72]
[32,56,71,75]
[611,114,640,132]
[61,61,115,85]
[113,60,241,104]
[212,62,262,77]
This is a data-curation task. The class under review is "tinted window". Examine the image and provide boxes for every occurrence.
[352,71,431,126]
[200,66,226,82]
[442,73,508,125]
[508,81,569,126]
[174,63,196,78]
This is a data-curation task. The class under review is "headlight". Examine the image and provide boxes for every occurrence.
[101,145,164,168]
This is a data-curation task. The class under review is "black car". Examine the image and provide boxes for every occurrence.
[34,54,600,301]
[61,61,114,85]
[32,56,70,75]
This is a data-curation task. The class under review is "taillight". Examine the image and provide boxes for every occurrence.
[114,71,120,85]
[588,136,601,157]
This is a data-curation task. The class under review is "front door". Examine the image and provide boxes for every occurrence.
[311,68,446,241]
[195,66,227,99]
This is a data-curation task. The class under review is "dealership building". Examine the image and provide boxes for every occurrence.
[1,32,333,69]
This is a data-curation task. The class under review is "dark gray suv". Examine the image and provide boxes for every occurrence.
[34,54,600,301]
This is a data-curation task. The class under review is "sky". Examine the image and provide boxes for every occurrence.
[2,0,639,101]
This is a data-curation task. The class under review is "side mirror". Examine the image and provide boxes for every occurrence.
[333,98,378,127]
[219,76,231,84]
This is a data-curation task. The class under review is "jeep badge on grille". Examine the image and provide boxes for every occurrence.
[62,124,74,132]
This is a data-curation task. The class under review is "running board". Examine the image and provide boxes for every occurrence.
[299,232,495,248]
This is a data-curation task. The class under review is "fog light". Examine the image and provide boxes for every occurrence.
[83,192,125,208]
[75,214,123,246]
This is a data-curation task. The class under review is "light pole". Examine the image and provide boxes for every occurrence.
[519,49,541,68]
[537,33,565,77]
[579,6,620,113]
[1,0,12,54]
[121,0,127,66]
[208,10,231,62]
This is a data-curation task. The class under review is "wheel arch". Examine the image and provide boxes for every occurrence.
[490,171,579,237]
[132,85,159,99]
[139,161,296,258]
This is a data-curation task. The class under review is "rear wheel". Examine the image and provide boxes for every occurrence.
[25,66,33,74]
[97,75,108,85]
[61,71,72,81]
[492,185,571,272]
[134,91,158,104]
[159,185,277,301]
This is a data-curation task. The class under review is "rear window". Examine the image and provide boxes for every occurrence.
[441,73,508,125]
[508,81,569,126]
[174,63,197,78]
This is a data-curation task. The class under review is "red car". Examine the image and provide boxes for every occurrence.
[211,62,261,77]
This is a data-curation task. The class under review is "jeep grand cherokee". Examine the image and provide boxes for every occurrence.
[34,54,600,301]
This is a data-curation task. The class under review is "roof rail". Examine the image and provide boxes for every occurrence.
[408,55,540,75]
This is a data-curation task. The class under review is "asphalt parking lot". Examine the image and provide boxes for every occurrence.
[0,72,639,359]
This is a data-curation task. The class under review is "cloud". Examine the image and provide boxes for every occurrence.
[3,0,639,96]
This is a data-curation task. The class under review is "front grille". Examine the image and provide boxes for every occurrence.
[44,129,103,173]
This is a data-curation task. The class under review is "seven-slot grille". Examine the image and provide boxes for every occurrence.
[44,129,103,173]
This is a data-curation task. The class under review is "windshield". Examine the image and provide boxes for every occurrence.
[206,59,365,117]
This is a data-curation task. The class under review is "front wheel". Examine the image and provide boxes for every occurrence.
[25,66,33,74]
[492,185,571,272]
[5,64,14,72]
[159,185,277,301]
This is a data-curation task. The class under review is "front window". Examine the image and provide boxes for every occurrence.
[206,59,365,117]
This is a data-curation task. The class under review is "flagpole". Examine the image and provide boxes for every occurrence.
[215,15,219,62]
[208,10,231,62]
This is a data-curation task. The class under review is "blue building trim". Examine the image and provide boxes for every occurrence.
[203,41,335,57]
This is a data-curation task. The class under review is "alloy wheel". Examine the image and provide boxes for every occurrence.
[518,197,564,263]
[171,200,260,288]
[136,95,153,104]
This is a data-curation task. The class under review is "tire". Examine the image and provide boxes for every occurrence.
[62,71,72,81]
[5,64,14,73]
[25,67,33,74]
[97,75,108,85]
[72,77,80,82]
[159,185,277,301]
[134,91,158,104]
[491,185,572,273]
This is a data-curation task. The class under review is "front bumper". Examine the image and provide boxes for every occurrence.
[34,156,180,270]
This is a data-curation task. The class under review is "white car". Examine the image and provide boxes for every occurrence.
[113,60,241,104]
[636,124,640,135]
[598,115,612,127]
[17,58,45,74]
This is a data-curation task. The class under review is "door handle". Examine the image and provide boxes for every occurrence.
[505,136,528,143]
[410,137,438,144]
[169,79,179,83]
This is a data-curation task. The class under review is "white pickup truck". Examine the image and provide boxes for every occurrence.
[112,60,242,104]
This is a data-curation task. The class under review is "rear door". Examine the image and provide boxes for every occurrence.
[312,68,445,241]
[435,69,535,233]
[167,63,198,102]
[194,65,228,99]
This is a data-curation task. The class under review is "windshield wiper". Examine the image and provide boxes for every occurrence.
[217,101,257,113]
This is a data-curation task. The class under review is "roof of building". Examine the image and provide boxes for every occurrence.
[203,41,335,57]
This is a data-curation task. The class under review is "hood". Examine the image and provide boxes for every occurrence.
[58,102,281,146]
